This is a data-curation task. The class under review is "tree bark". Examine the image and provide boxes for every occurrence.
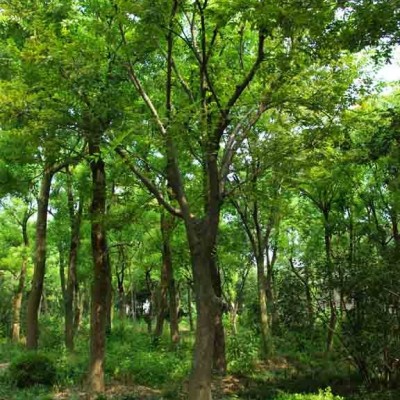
[11,213,30,343]
[188,239,217,400]
[88,141,110,393]
[256,255,272,358]
[26,169,53,350]
[210,257,226,374]
[65,181,83,352]
[187,285,194,332]
[155,212,180,343]
[116,246,126,320]
[154,233,169,339]
[324,209,336,353]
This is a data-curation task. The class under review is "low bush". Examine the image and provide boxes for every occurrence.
[227,328,259,374]
[276,388,344,399]
[8,351,56,388]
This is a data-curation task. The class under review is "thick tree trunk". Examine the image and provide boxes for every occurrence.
[65,190,83,352]
[26,170,53,350]
[188,247,217,400]
[256,256,272,358]
[11,214,30,343]
[88,143,109,393]
[210,258,226,374]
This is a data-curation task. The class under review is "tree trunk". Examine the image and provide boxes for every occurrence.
[256,256,272,358]
[11,213,30,343]
[324,210,336,353]
[116,247,126,320]
[26,170,53,350]
[168,275,180,344]
[266,261,276,328]
[106,260,113,336]
[156,212,180,343]
[88,141,109,393]
[187,285,194,332]
[154,223,169,338]
[74,287,82,332]
[210,257,226,374]
[65,187,83,352]
[188,245,217,400]
[230,302,238,335]
[59,245,66,303]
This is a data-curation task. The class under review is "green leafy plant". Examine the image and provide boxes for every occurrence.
[276,387,344,399]
[8,352,56,388]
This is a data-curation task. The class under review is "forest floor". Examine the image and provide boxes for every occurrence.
[0,321,399,400]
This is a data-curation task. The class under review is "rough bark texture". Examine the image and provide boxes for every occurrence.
[65,183,83,352]
[188,242,217,400]
[88,141,110,393]
[26,170,53,350]
[11,214,30,343]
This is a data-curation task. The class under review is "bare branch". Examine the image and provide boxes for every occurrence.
[115,146,182,218]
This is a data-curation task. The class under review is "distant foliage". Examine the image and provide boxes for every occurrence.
[9,352,56,388]
[276,388,343,399]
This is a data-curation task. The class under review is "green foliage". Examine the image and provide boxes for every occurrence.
[227,328,259,374]
[8,351,56,388]
[276,388,343,400]
[106,322,191,387]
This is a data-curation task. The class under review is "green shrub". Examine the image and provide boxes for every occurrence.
[9,352,56,388]
[227,328,259,374]
[276,388,344,400]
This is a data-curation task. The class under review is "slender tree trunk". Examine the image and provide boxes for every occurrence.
[59,245,66,303]
[74,287,82,332]
[116,247,126,320]
[154,238,168,339]
[65,187,83,352]
[11,216,29,343]
[12,260,27,343]
[304,264,314,328]
[187,285,194,332]
[26,169,53,350]
[324,210,336,353]
[156,212,180,343]
[256,255,272,358]
[106,260,113,336]
[168,275,180,344]
[266,261,276,328]
[230,302,238,335]
[88,140,109,393]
